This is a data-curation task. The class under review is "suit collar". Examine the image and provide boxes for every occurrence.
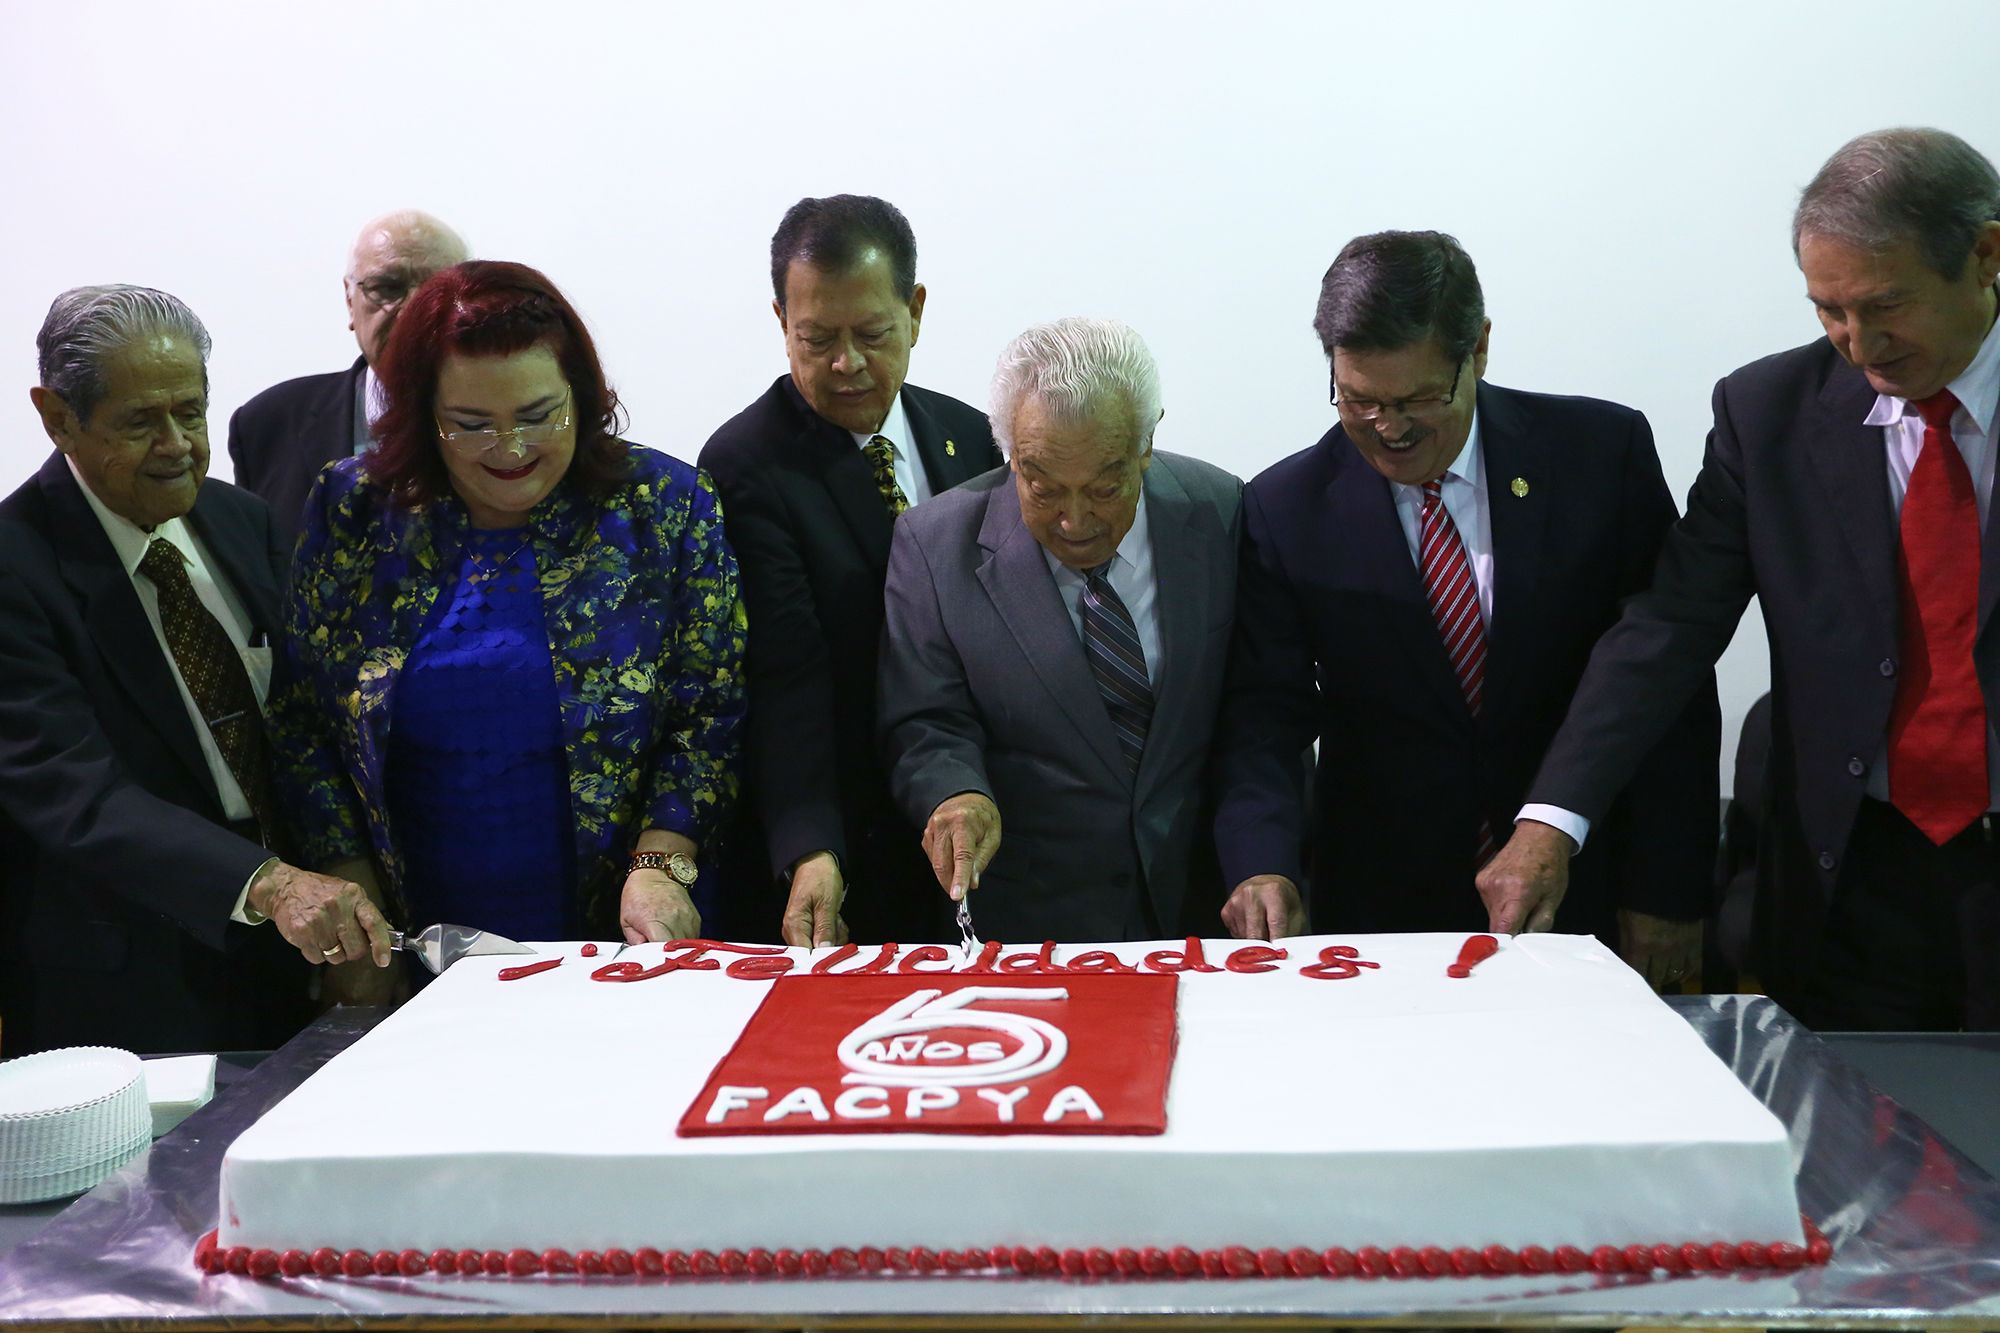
[903,385,989,492]
[1475,382,1551,725]
[1318,427,1474,725]
[1807,353,1901,630]
[974,477,1130,782]
[1131,457,1216,802]
[35,454,218,794]
[771,374,899,567]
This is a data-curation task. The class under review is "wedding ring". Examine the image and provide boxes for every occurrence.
[323,947,342,960]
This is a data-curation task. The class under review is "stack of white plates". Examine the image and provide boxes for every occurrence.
[0,1047,150,1204]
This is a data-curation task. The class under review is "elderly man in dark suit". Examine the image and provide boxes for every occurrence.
[0,285,393,1055]
[700,196,998,947]
[1486,128,2000,1031]
[880,317,1241,943]
[1214,232,1718,985]
[227,210,467,539]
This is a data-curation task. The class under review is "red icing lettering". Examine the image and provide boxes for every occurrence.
[811,942,899,975]
[897,946,954,973]
[592,939,783,982]
[959,940,1003,973]
[1066,949,1137,973]
[1446,934,1499,978]
[1143,937,1222,973]
[497,958,562,981]
[1300,944,1381,980]
[727,954,796,980]
[580,943,598,957]
[999,940,1065,973]
[1225,945,1287,973]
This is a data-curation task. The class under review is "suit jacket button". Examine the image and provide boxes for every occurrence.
[1879,658,1896,677]
[1817,851,1837,871]
[1847,757,1866,777]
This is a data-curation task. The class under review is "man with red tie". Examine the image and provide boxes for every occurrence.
[1485,127,2000,1030]
[1212,231,1719,984]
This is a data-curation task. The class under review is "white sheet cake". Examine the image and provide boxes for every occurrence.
[209,933,1815,1281]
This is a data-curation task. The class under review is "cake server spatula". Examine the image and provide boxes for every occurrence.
[389,923,537,974]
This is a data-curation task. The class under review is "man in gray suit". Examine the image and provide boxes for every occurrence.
[879,318,1242,942]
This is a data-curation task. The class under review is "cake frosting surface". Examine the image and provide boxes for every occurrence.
[216,933,1806,1263]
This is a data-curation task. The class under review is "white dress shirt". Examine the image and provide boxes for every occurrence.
[68,458,275,919]
[1042,484,1162,678]
[1389,412,1495,623]
[352,365,387,455]
[847,390,932,507]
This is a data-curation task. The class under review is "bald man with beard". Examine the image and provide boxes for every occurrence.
[228,210,467,538]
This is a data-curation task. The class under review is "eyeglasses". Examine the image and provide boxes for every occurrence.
[349,274,418,310]
[435,396,573,458]
[1331,358,1467,423]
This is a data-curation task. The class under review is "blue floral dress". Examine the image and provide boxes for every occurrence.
[271,445,747,936]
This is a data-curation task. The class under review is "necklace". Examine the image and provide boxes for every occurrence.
[462,532,533,586]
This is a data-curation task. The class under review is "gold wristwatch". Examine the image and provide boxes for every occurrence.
[630,851,699,886]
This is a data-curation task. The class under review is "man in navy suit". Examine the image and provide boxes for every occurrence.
[1214,231,1718,986]
[227,210,467,539]
[1486,129,2000,1030]
[0,286,392,1054]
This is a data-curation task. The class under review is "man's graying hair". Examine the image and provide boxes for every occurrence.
[989,317,1161,460]
[38,285,212,425]
[1793,128,2000,280]
[1313,231,1485,361]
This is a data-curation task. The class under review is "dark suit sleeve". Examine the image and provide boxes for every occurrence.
[702,452,855,879]
[267,470,372,870]
[1210,482,1317,891]
[877,517,994,826]
[1530,381,1757,827]
[0,568,269,951]
[1584,410,1722,920]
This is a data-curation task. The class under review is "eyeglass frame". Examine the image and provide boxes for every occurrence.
[434,393,575,458]
[347,273,421,311]
[1329,356,1468,423]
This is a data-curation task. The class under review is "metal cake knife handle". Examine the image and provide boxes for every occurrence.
[389,923,536,975]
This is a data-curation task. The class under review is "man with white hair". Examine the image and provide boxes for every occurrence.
[0,286,393,1055]
[228,210,467,537]
[879,317,1241,942]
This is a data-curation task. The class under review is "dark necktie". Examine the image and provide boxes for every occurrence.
[1080,562,1152,774]
[1419,480,1496,866]
[1888,388,1987,845]
[137,539,282,847]
[863,435,911,517]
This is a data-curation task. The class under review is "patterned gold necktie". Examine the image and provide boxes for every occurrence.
[137,539,282,847]
[863,435,911,517]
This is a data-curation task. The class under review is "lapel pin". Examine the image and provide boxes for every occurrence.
[1510,477,1529,498]
[945,440,956,457]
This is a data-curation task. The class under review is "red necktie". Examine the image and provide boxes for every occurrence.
[1420,480,1496,865]
[1887,389,1987,845]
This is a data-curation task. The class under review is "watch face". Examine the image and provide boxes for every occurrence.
[668,853,699,886]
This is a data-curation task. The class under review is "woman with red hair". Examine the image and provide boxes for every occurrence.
[270,261,744,993]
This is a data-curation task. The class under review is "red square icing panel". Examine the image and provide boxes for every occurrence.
[679,973,1177,1136]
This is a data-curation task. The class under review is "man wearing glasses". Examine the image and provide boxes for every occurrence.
[228,210,467,539]
[1212,230,1718,989]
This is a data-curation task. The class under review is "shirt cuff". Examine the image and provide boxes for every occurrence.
[232,856,280,925]
[1515,805,1590,853]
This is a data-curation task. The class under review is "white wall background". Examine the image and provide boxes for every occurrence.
[4,0,1998,791]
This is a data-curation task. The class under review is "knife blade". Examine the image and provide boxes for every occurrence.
[390,923,536,975]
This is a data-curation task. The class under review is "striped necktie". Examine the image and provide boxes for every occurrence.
[863,435,910,517]
[1419,480,1495,866]
[1080,562,1152,774]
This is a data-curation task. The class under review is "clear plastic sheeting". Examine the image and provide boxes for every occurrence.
[2,997,1999,1328]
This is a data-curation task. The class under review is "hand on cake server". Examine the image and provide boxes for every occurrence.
[246,861,394,967]
[1210,230,1718,958]
[880,318,1243,943]
[0,284,359,1053]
